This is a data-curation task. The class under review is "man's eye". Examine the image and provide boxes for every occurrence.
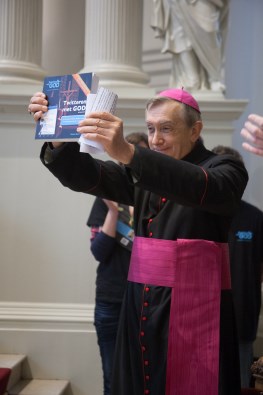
[147,127,155,134]
[161,127,172,133]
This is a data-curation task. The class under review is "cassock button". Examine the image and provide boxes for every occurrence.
[141,345,146,352]
[148,218,153,223]
[140,331,145,337]
[142,316,147,321]
[161,197,166,203]
[145,375,150,381]
[149,232,153,237]
[143,302,149,307]
[145,287,150,292]
[144,360,149,366]
[144,390,150,394]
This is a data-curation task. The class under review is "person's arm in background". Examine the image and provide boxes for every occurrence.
[241,114,263,157]
[90,200,119,262]
[100,200,119,237]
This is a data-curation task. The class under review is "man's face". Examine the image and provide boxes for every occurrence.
[146,101,200,160]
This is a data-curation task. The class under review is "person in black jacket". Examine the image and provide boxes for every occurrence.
[87,132,148,395]
[212,145,263,388]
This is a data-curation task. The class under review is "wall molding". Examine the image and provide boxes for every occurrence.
[0,302,95,332]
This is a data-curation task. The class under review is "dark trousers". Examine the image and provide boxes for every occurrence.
[94,301,122,395]
[239,342,254,388]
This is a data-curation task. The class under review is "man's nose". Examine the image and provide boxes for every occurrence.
[152,130,163,145]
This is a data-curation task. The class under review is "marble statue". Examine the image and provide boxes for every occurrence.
[151,0,229,92]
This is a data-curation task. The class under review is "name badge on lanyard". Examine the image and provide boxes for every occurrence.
[116,220,134,251]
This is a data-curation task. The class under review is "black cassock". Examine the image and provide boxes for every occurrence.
[41,140,248,395]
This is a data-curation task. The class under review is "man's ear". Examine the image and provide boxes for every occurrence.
[191,121,203,142]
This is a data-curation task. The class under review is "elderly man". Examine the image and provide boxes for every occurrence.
[29,88,248,395]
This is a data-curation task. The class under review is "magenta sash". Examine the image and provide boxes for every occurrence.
[128,236,231,395]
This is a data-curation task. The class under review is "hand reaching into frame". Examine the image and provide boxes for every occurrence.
[241,114,263,157]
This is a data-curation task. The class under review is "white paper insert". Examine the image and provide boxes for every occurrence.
[79,87,118,154]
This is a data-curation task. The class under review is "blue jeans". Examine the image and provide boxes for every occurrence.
[94,301,122,395]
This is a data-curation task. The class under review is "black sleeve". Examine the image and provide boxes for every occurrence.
[126,146,248,215]
[40,142,135,206]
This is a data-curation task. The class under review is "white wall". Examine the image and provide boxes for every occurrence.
[0,121,97,304]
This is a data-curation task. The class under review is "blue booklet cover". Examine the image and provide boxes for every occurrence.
[35,72,99,141]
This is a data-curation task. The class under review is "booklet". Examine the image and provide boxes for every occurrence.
[78,86,118,154]
[35,73,118,147]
